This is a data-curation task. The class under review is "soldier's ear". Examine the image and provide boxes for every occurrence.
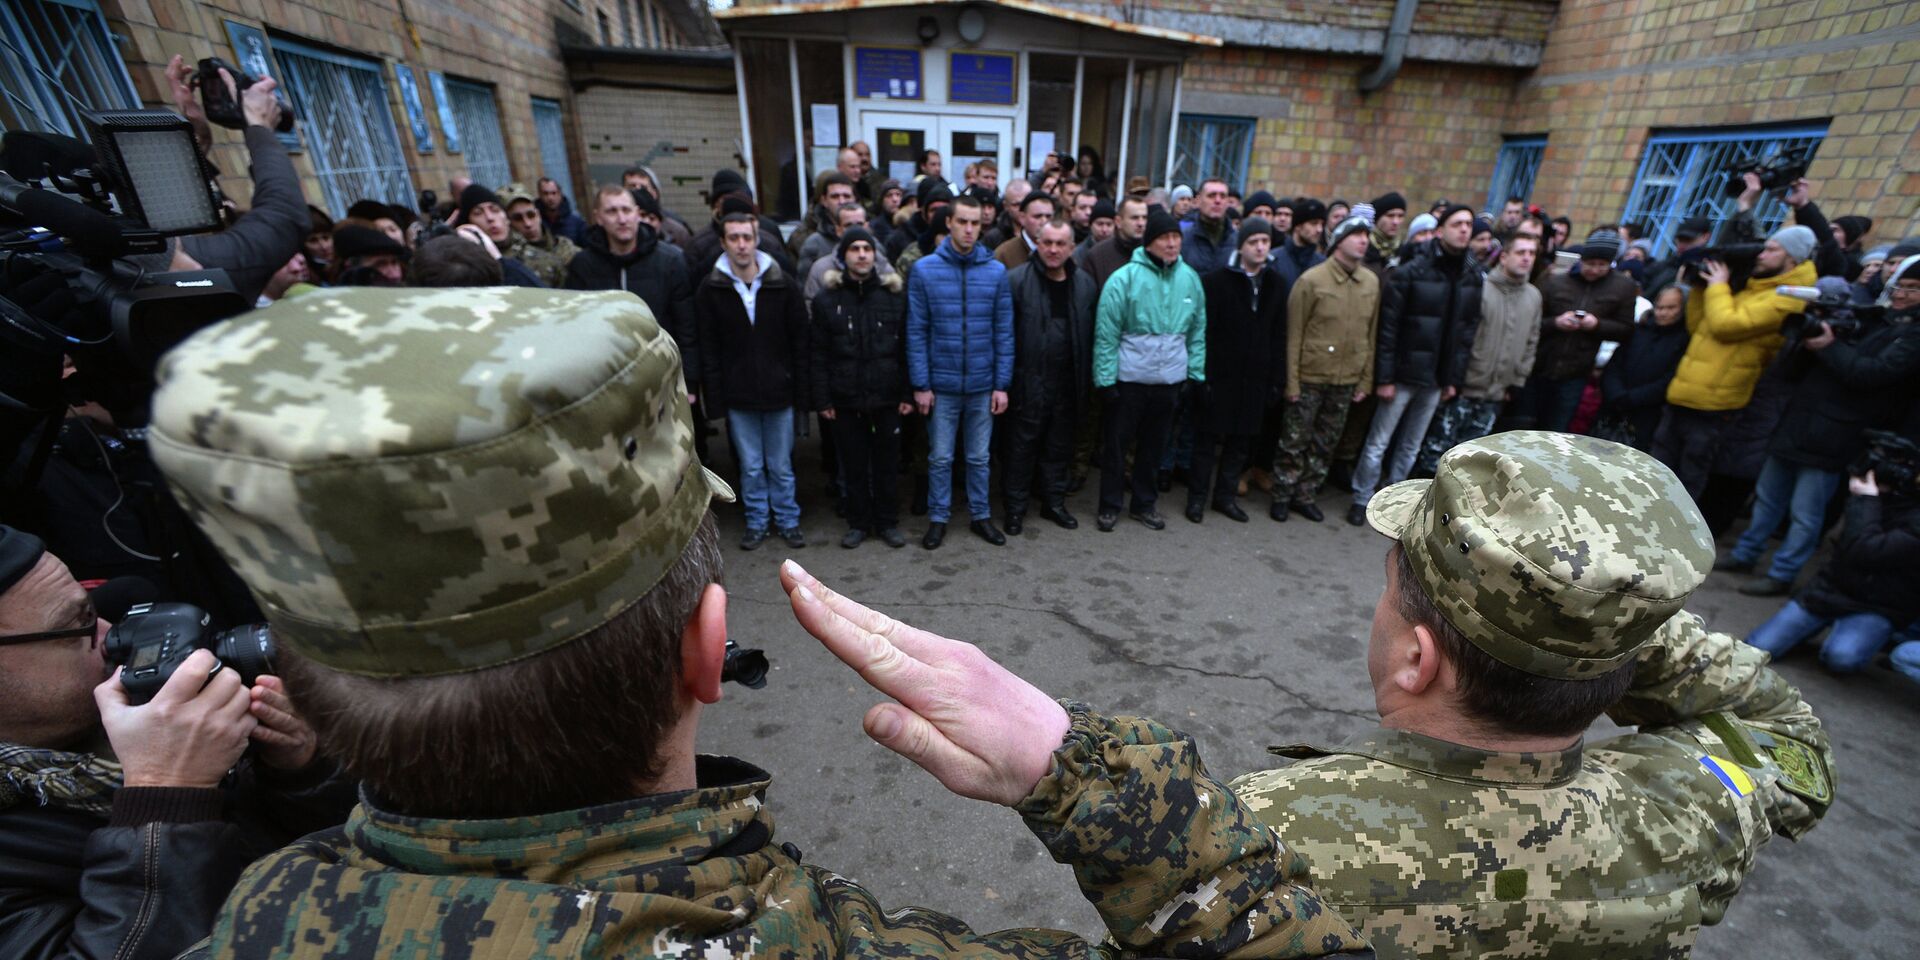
[680,583,729,705]
[1400,623,1446,698]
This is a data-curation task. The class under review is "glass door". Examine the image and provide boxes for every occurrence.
[861,112,1013,188]
[863,110,931,185]
[943,115,1012,187]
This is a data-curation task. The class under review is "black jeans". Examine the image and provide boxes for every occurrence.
[1100,382,1180,514]
[1189,430,1251,507]
[830,406,902,531]
[1652,404,1739,504]
[1002,393,1075,517]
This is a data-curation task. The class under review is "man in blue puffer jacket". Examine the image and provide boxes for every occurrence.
[908,195,1015,549]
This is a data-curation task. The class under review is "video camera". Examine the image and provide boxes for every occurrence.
[1776,278,1885,340]
[1677,243,1765,292]
[1851,430,1920,500]
[104,601,275,705]
[195,57,296,134]
[1718,145,1812,198]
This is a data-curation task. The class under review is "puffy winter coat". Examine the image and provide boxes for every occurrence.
[1374,240,1484,389]
[565,224,698,383]
[1768,315,1920,471]
[1600,317,1690,447]
[1800,494,1920,625]
[695,254,810,415]
[1534,267,1639,381]
[1004,259,1097,414]
[906,239,1014,395]
[1093,246,1206,388]
[1199,264,1287,435]
[1665,259,1817,411]
[1180,218,1235,276]
[1464,268,1541,398]
[808,267,909,412]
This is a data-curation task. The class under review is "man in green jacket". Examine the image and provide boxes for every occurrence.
[1093,209,1207,531]
[148,286,1374,960]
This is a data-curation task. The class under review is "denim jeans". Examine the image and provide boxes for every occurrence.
[1730,457,1843,582]
[1746,599,1893,673]
[727,408,800,531]
[1891,621,1920,684]
[928,391,993,523]
[1351,385,1443,506]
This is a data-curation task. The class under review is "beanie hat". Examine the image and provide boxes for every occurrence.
[1370,191,1407,214]
[1769,224,1816,262]
[1833,215,1873,247]
[631,187,661,217]
[1406,213,1438,237]
[457,183,502,223]
[916,175,952,208]
[1330,206,1373,248]
[149,288,735,677]
[926,204,951,237]
[1470,217,1494,239]
[711,168,750,200]
[1237,216,1273,247]
[1674,216,1712,240]
[1438,204,1475,230]
[718,194,756,217]
[1244,190,1278,213]
[1291,198,1328,225]
[0,525,45,596]
[1170,184,1194,203]
[1863,245,1892,265]
[1143,209,1182,245]
[1581,227,1623,261]
[1090,198,1116,222]
[878,178,904,199]
[347,199,396,222]
[836,226,877,261]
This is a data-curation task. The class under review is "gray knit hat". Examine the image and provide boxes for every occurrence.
[1770,224,1817,262]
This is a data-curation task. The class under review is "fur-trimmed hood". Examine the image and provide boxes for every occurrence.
[823,263,902,293]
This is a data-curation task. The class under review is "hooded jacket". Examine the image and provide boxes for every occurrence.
[565,224,698,384]
[1374,239,1484,389]
[540,195,588,244]
[693,252,808,415]
[1665,258,1818,411]
[906,238,1014,395]
[808,265,909,412]
[1463,267,1542,398]
[1199,262,1287,435]
[1004,257,1097,414]
[1093,246,1206,388]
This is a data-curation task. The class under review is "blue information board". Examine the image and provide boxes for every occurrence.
[949,51,1015,105]
[854,47,922,100]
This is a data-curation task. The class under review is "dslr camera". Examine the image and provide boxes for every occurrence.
[1718,145,1811,198]
[195,57,296,133]
[1777,280,1884,340]
[104,602,275,705]
[1851,430,1920,500]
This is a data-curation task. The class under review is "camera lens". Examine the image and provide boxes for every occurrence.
[211,623,275,684]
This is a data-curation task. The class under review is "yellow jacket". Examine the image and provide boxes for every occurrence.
[1664,259,1816,411]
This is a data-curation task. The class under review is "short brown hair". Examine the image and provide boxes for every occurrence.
[283,514,724,818]
[1390,544,1634,738]
[409,235,502,287]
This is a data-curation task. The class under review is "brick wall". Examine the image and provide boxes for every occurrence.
[1511,0,1920,245]
[576,79,744,218]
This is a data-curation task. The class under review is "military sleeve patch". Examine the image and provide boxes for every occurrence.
[1763,735,1833,807]
[1698,754,1755,798]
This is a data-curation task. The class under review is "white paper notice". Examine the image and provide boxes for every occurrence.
[810,104,841,147]
[976,133,998,152]
[1027,131,1055,171]
[889,160,916,181]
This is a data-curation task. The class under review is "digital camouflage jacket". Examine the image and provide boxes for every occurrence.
[203,707,1375,959]
[1232,611,1832,960]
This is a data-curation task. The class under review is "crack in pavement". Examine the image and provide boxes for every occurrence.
[734,591,1375,721]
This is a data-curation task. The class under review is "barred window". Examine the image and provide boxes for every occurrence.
[272,38,413,216]
[1485,135,1545,214]
[531,97,574,205]
[1622,124,1827,257]
[441,77,513,191]
[1170,114,1254,193]
[0,0,139,137]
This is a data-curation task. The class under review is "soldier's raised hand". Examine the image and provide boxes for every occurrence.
[781,559,1070,806]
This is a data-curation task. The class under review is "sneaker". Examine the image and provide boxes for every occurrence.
[740,528,770,551]
[1130,509,1167,530]
[778,526,807,549]
[1345,504,1368,527]
[840,528,867,549]
[1738,576,1793,597]
[1713,553,1755,574]
[1096,512,1118,532]
[878,527,907,548]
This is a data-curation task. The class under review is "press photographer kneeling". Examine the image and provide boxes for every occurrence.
[0,527,352,960]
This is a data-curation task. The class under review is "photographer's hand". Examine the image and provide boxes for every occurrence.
[455,224,504,259]
[781,560,1070,807]
[248,675,319,771]
[1700,259,1732,287]
[1804,322,1835,352]
[166,55,212,151]
[1849,471,1880,498]
[237,71,283,131]
[95,650,256,789]
[1785,178,1812,209]
[1736,172,1763,212]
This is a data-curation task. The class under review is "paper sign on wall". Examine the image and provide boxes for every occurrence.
[1027,131,1055,172]
[810,104,841,147]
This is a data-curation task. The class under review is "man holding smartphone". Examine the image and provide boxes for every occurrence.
[1524,228,1637,431]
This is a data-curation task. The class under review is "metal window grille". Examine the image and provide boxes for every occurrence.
[649,3,665,47]
[1169,114,1254,192]
[0,0,139,137]
[531,97,573,204]
[1622,124,1827,257]
[442,77,512,190]
[620,0,635,46]
[272,39,413,216]
[1485,135,1545,214]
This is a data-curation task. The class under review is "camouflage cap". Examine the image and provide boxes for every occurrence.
[1365,431,1713,680]
[148,287,733,678]
[500,181,537,207]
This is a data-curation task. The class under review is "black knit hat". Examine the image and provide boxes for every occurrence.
[457,183,502,223]
[718,194,756,217]
[916,175,952,208]
[711,168,750,200]
[332,224,410,261]
[1237,216,1273,247]
[1674,216,1712,240]
[836,226,877,260]
[631,187,661,217]
[1833,215,1873,247]
[1244,190,1278,213]
[1370,191,1407,214]
[1144,208,1182,245]
[1470,217,1493,238]
[1291,198,1328,225]
[1090,198,1116,222]
[1438,204,1475,230]
[0,525,45,596]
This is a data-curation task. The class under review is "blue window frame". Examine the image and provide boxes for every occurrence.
[271,37,413,216]
[1622,124,1827,257]
[441,76,513,190]
[1485,135,1546,214]
[0,0,139,137]
[1170,114,1255,192]
[530,97,573,204]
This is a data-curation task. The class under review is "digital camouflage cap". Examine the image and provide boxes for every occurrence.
[148,286,734,677]
[1365,431,1713,680]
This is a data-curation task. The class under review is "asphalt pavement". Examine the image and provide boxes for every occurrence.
[699,444,1917,959]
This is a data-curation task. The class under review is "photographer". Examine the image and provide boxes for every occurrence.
[159,57,308,304]
[1717,256,1920,595]
[0,527,353,960]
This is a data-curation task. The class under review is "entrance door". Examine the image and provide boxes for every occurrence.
[862,111,1013,187]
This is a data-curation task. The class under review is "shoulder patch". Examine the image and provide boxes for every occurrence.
[1764,735,1833,807]
[1698,754,1754,798]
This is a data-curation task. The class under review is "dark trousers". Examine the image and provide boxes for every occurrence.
[1652,404,1740,503]
[1003,396,1075,517]
[830,407,902,531]
[1100,382,1180,514]
[1529,375,1588,433]
[1189,430,1251,507]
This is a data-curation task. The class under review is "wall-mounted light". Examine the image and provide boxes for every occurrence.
[916,15,939,45]
[957,7,986,44]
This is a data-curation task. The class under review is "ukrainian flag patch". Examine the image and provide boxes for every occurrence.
[1699,754,1755,797]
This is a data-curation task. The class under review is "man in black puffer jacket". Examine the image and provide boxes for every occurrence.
[809,228,911,549]
[1347,205,1483,526]
[1001,220,1096,535]
[565,185,699,393]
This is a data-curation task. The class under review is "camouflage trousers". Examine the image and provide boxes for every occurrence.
[1414,396,1504,477]
[1271,382,1355,506]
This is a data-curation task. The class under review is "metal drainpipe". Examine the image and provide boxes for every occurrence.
[1359,0,1420,93]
